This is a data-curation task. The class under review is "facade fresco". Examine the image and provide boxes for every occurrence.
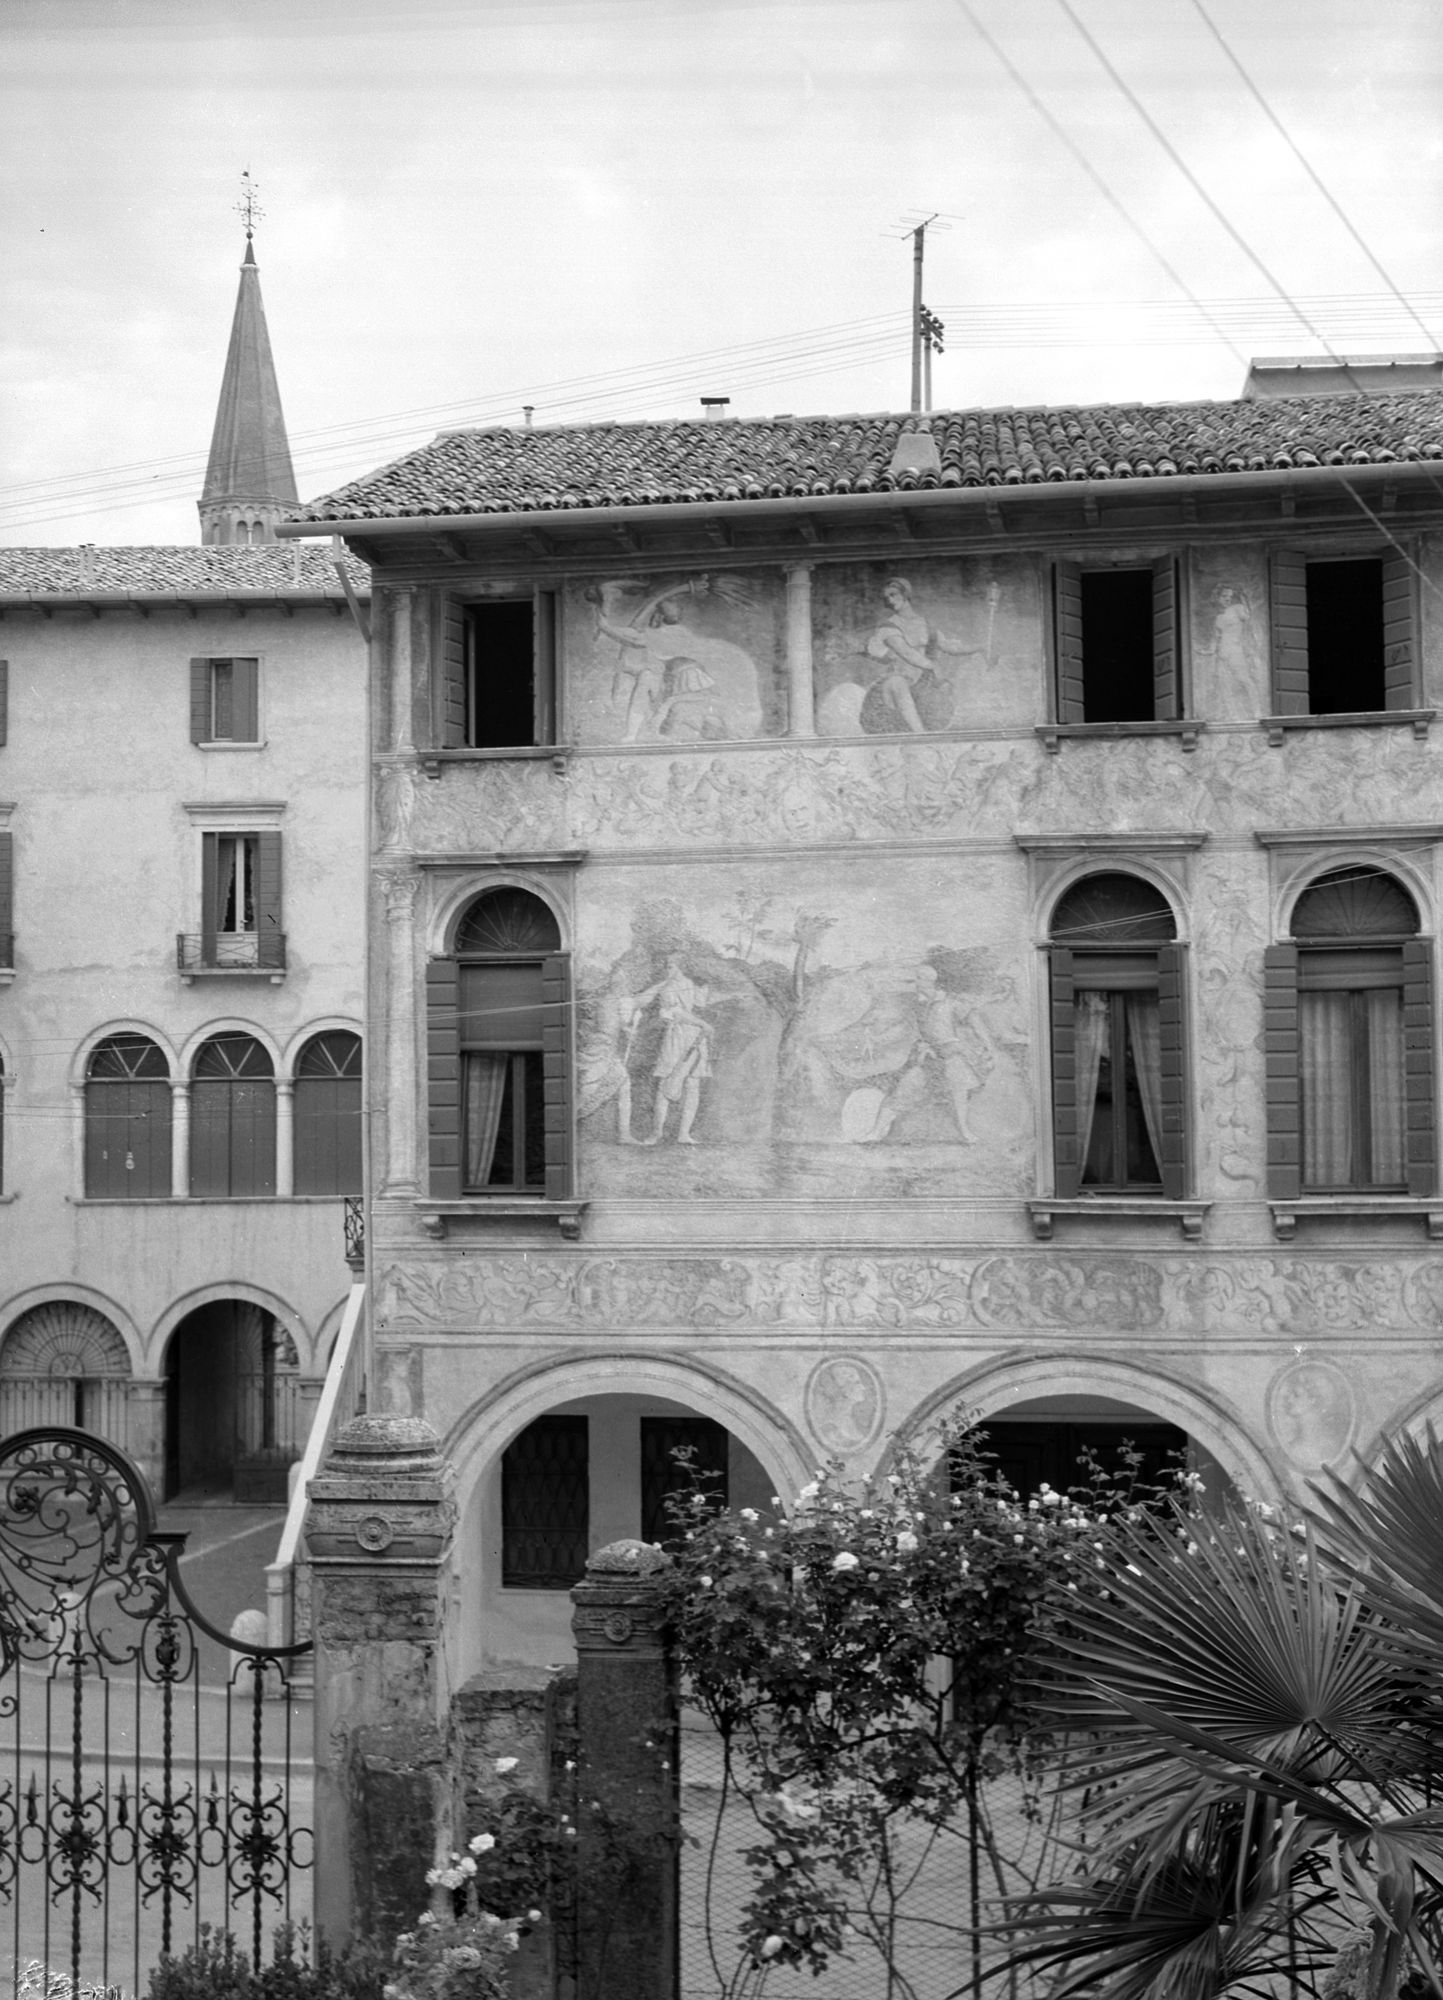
[567,573,786,744]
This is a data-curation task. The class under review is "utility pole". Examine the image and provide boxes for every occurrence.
[910,220,927,412]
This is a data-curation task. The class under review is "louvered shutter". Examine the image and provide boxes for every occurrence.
[1155,942,1187,1197]
[1050,949,1082,1196]
[541,950,573,1199]
[439,596,468,748]
[200,833,219,966]
[255,831,283,969]
[1263,943,1301,1199]
[426,958,462,1199]
[233,658,260,740]
[533,590,557,746]
[1152,559,1180,721]
[1382,550,1416,711]
[1054,564,1085,723]
[1270,552,1310,715]
[189,660,211,743]
[0,830,12,968]
[1402,937,1435,1196]
[0,659,8,746]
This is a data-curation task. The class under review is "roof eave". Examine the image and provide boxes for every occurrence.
[276,455,1443,542]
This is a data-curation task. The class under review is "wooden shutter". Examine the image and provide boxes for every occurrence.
[233,658,260,740]
[426,958,462,1198]
[0,829,12,968]
[1382,550,1416,711]
[439,597,468,748]
[541,950,573,1200]
[1270,552,1310,715]
[533,590,557,746]
[189,659,212,743]
[1152,558,1180,721]
[1263,943,1301,1200]
[0,659,8,746]
[255,831,283,969]
[1054,564,1085,723]
[200,832,219,965]
[1402,937,1435,1196]
[1155,941,1187,1197]
[1050,949,1082,1196]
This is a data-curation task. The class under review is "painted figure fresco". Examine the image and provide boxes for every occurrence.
[577,892,1030,1194]
[574,574,780,743]
[812,559,1031,737]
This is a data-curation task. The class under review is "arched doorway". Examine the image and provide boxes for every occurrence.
[0,1301,131,1445]
[164,1300,300,1500]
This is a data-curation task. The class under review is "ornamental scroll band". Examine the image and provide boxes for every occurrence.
[0,1428,312,1998]
[377,1253,1443,1336]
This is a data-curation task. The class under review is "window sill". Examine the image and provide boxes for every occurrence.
[421,747,569,778]
[198,739,266,752]
[415,1198,588,1241]
[1036,721,1201,755]
[178,966,286,984]
[1270,1196,1443,1241]
[1028,1197,1210,1242]
[0,969,13,986]
[1262,709,1433,747]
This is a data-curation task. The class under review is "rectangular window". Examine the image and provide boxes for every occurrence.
[190,658,260,743]
[197,830,283,970]
[1054,559,1179,724]
[1269,550,1414,715]
[427,952,573,1202]
[0,827,11,971]
[502,1415,589,1588]
[1051,945,1187,1198]
[438,594,557,749]
[640,1416,729,1548]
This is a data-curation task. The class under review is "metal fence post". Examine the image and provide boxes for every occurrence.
[570,1539,679,2000]
[307,1414,457,1946]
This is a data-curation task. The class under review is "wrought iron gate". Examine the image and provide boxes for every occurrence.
[0,1426,312,1995]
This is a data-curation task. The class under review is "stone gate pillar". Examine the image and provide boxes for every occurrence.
[307,1414,456,1946]
[570,1540,679,2000]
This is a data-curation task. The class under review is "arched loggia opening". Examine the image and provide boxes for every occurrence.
[163,1300,301,1500]
[973,1392,1236,1511]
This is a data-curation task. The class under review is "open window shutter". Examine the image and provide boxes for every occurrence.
[0,660,8,746]
[426,958,462,1199]
[533,590,557,747]
[1269,552,1310,715]
[1054,564,1085,723]
[1151,558,1179,722]
[1155,941,1187,1198]
[255,831,283,969]
[1050,949,1083,1196]
[0,830,12,968]
[200,832,219,965]
[439,597,468,748]
[234,658,260,740]
[189,659,211,743]
[1263,943,1301,1199]
[1402,937,1435,1196]
[1382,550,1415,711]
[541,950,573,1200]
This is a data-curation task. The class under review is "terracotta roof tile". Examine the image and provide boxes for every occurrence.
[0,544,369,597]
[291,393,1443,525]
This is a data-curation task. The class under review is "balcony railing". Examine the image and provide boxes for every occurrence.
[176,930,287,974]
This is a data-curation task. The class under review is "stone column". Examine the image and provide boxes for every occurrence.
[171,1082,190,1198]
[307,1414,456,1947]
[570,1540,679,2000]
[378,870,422,1197]
[784,563,816,738]
[275,1080,295,1198]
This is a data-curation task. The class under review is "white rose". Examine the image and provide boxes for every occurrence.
[831,1551,860,1572]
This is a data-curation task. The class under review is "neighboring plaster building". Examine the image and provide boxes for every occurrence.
[282,390,1443,1674]
[0,236,369,1500]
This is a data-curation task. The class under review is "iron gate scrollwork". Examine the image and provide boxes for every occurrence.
[0,1426,312,1996]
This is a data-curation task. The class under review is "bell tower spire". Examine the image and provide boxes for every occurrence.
[199,173,299,545]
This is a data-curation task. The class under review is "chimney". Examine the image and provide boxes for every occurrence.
[522,406,534,427]
[700,397,731,421]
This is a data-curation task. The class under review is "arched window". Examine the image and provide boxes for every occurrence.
[1049,873,1186,1197]
[0,1301,130,1441]
[427,887,572,1199]
[190,1034,276,1197]
[294,1030,362,1195]
[85,1036,172,1198]
[1266,867,1433,1195]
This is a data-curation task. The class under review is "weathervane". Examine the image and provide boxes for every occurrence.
[235,170,264,241]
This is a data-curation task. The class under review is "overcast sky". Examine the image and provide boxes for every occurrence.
[3,0,1439,547]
